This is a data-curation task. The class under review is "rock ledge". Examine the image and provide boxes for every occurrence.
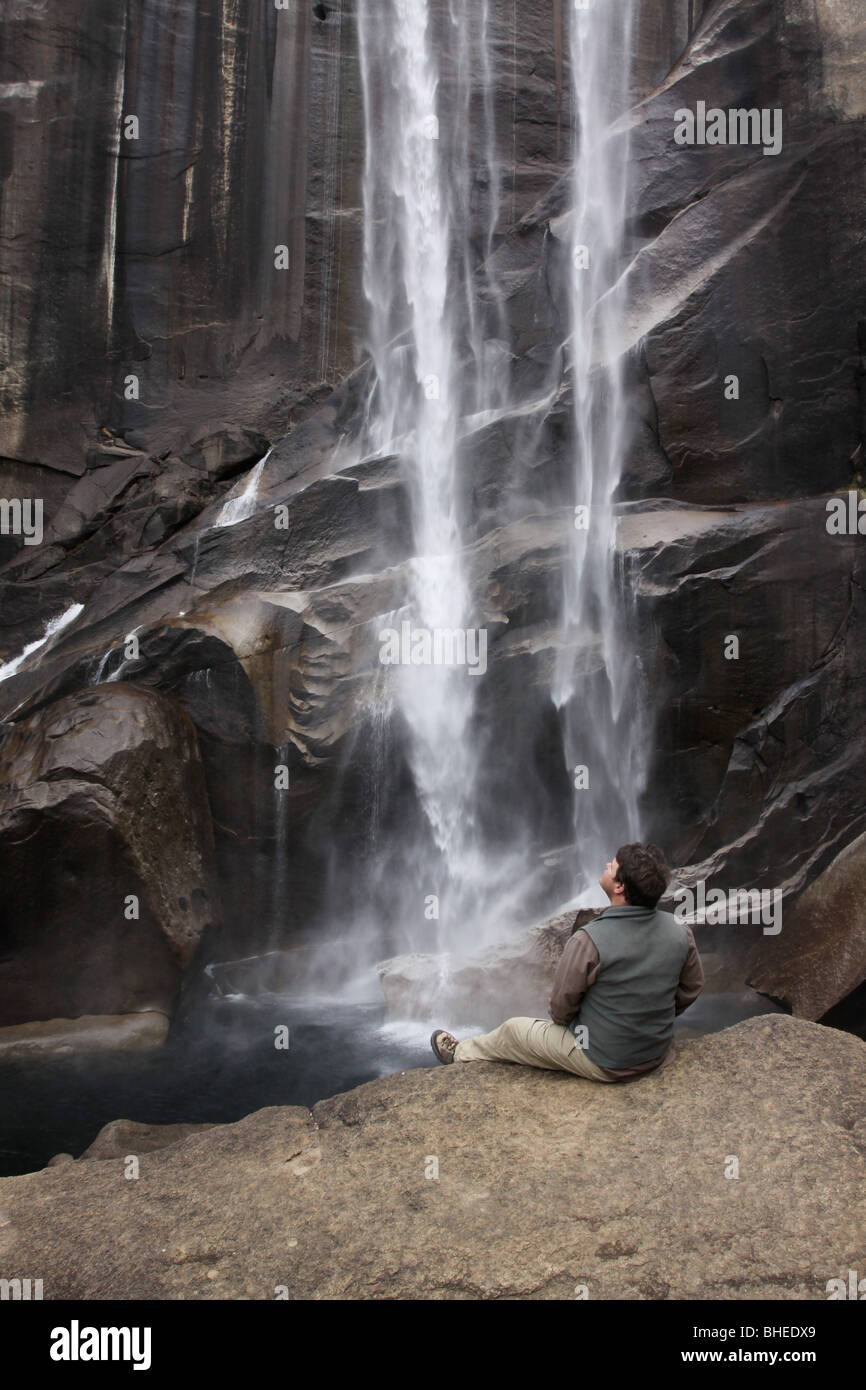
[0,1016,863,1300]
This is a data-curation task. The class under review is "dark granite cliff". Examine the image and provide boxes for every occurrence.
[1,0,864,1037]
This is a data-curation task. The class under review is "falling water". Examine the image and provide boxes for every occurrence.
[215,450,272,528]
[0,604,84,684]
[182,532,204,614]
[88,624,145,686]
[91,647,114,684]
[452,0,510,416]
[555,0,645,892]
[322,0,645,976]
[356,0,491,950]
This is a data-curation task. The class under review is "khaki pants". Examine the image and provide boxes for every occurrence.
[453,1016,617,1081]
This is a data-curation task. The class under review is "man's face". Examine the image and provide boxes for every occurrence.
[600,856,625,903]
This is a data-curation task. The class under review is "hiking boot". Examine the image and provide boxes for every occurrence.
[430,1029,459,1064]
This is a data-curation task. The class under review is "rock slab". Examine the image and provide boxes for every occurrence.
[0,1016,863,1300]
[0,684,218,1027]
[0,1013,169,1060]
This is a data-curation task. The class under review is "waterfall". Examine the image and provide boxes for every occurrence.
[90,625,143,685]
[91,647,114,685]
[179,533,204,617]
[215,450,272,528]
[0,604,84,684]
[452,0,509,416]
[356,0,490,951]
[556,0,645,893]
[326,0,645,979]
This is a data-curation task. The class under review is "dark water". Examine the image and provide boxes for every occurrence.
[1,986,858,1178]
[0,997,435,1177]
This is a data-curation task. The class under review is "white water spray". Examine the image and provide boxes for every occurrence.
[326,0,646,978]
[357,0,491,948]
[0,604,85,684]
[215,450,272,528]
[556,0,645,887]
[90,625,143,685]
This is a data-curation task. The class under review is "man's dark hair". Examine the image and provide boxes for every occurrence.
[615,843,670,908]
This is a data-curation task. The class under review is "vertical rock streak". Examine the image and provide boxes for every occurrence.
[101,30,127,345]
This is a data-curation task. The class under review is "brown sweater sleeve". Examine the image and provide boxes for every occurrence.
[674,924,704,1015]
[548,928,601,1025]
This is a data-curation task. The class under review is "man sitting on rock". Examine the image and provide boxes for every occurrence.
[431,842,703,1081]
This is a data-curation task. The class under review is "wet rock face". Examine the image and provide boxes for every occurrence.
[0,1012,170,1060]
[745,829,866,1020]
[178,425,270,482]
[0,0,864,1020]
[0,0,325,470]
[623,501,866,900]
[2,0,863,489]
[623,2,866,507]
[0,684,218,1026]
[0,0,571,473]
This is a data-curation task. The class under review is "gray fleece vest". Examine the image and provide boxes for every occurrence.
[571,905,690,1069]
